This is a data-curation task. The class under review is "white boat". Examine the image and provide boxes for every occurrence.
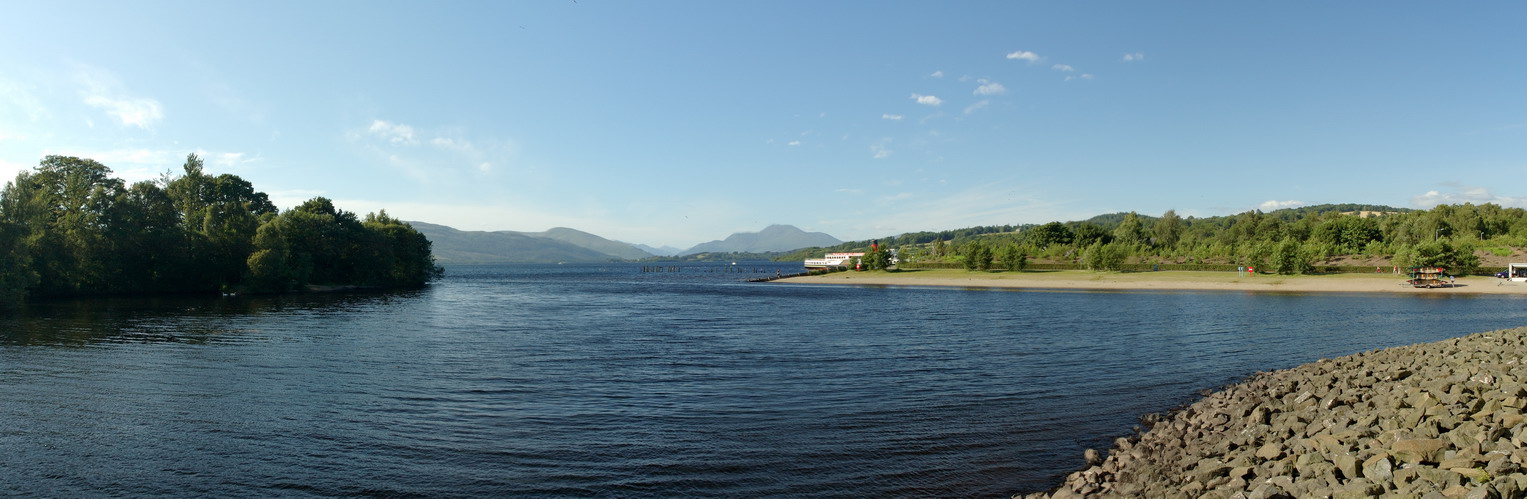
[804,252,865,269]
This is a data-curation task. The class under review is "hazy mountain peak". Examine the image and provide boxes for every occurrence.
[680,225,842,255]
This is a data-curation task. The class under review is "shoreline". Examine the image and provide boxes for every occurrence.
[1018,327,1527,498]
[775,269,1527,295]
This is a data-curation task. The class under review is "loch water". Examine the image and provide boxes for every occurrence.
[3,263,1527,497]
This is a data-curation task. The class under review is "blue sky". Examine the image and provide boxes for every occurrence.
[2,2,1523,248]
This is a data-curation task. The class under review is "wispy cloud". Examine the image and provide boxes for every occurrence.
[75,65,163,129]
[1412,185,1527,208]
[1258,200,1305,211]
[929,70,944,78]
[1052,64,1075,72]
[910,93,943,106]
[787,140,801,146]
[1122,52,1145,62]
[0,78,50,121]
[870,138,893,159]
[869,179,1077,235]
[836,187,863,194]
[964,100,990,115]
[973,79,1006,96]
[368,120,416,145]
[1064,74,1095,81]
[1005,50,1042,63]
[881,113,903,121]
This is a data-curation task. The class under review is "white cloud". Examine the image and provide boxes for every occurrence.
[911,93,942,106]
[368,120,416,144]
[836,188,863,194]
[74,65,163,129]
[1052,64,1075,72]
[870,139,893,159]
[866,179,1078,235]
[929,70,944,78]
[881,113,903,121]
[973,79,1006,96]
[85,94,164,129]
[1258,200,1305,211]
[1065,74,1095,82]
[964,100,991,115]
[1123,52,1145,62]
[787,140,801,146]
[1005,50,1042,63]
[1412,185,1527,208]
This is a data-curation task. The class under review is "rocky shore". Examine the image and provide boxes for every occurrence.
[1021,327,1527,498]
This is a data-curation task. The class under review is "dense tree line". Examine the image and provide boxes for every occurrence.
[0,154,442,304]
[786,203,1527,274]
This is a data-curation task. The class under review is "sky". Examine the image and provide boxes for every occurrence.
[1,2,1524,249]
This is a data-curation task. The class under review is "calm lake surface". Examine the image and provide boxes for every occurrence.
[4,263,1527,497]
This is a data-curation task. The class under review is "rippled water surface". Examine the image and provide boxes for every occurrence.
[4,263,1527,497]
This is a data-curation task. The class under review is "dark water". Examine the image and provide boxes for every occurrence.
[3,263,1527,497]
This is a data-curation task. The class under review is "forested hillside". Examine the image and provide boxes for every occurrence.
[783,204,1527,274]
[0,154,442,304]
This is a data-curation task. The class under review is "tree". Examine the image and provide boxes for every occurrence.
[1001,244,1026,271]
[1272,239,1311,275]
[864,244,894,271]
[0,219,37,305]
[1072,223,1109,247]
[0,156,127,296]
[1112,212,1145,246]
[1153,209,1182,249]
[963,241,994,271]
[166,153,278,291]
[1082,242,1124,271]
[1029,222,1073,248]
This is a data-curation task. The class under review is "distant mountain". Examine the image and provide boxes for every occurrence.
[631,243,683,257]
[680,225,842,255]
[409,222,652,264]
[509,227,655,260]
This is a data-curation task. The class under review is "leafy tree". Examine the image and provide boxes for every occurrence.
[166,154,278,290]
[1072,223,1109,247]
[1153,209,1182,249]
[1029,222,1073,248]
[0,219,37,305]
[1082,242,1124,271]
[864,244,894,271]
[963,241,994,271]
[1000,243,1026,271]
[1272,239,1311,275]
[361,210,444,286]
[1112,212,1145,246]
[0,156,127,296]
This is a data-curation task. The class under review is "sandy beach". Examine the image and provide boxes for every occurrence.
[777,269,1527,295]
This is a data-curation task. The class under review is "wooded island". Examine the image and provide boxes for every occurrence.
[0,154,442,304]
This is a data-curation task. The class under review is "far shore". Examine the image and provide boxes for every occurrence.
[775,269,1527,295]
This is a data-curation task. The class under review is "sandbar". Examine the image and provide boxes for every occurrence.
[776,269,1527,295]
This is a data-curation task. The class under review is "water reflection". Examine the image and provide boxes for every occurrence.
[0,290,424,346]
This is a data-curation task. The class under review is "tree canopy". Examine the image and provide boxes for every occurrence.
[0,154,442,304]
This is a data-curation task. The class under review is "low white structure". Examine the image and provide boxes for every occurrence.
[804,252,864,269]
[1510,263,1527,282]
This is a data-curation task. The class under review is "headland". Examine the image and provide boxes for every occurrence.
[777,269,1527,295]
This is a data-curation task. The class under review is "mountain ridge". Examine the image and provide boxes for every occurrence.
[680,224,842,255]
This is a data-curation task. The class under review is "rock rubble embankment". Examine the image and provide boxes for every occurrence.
[1021,327,1527,498]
